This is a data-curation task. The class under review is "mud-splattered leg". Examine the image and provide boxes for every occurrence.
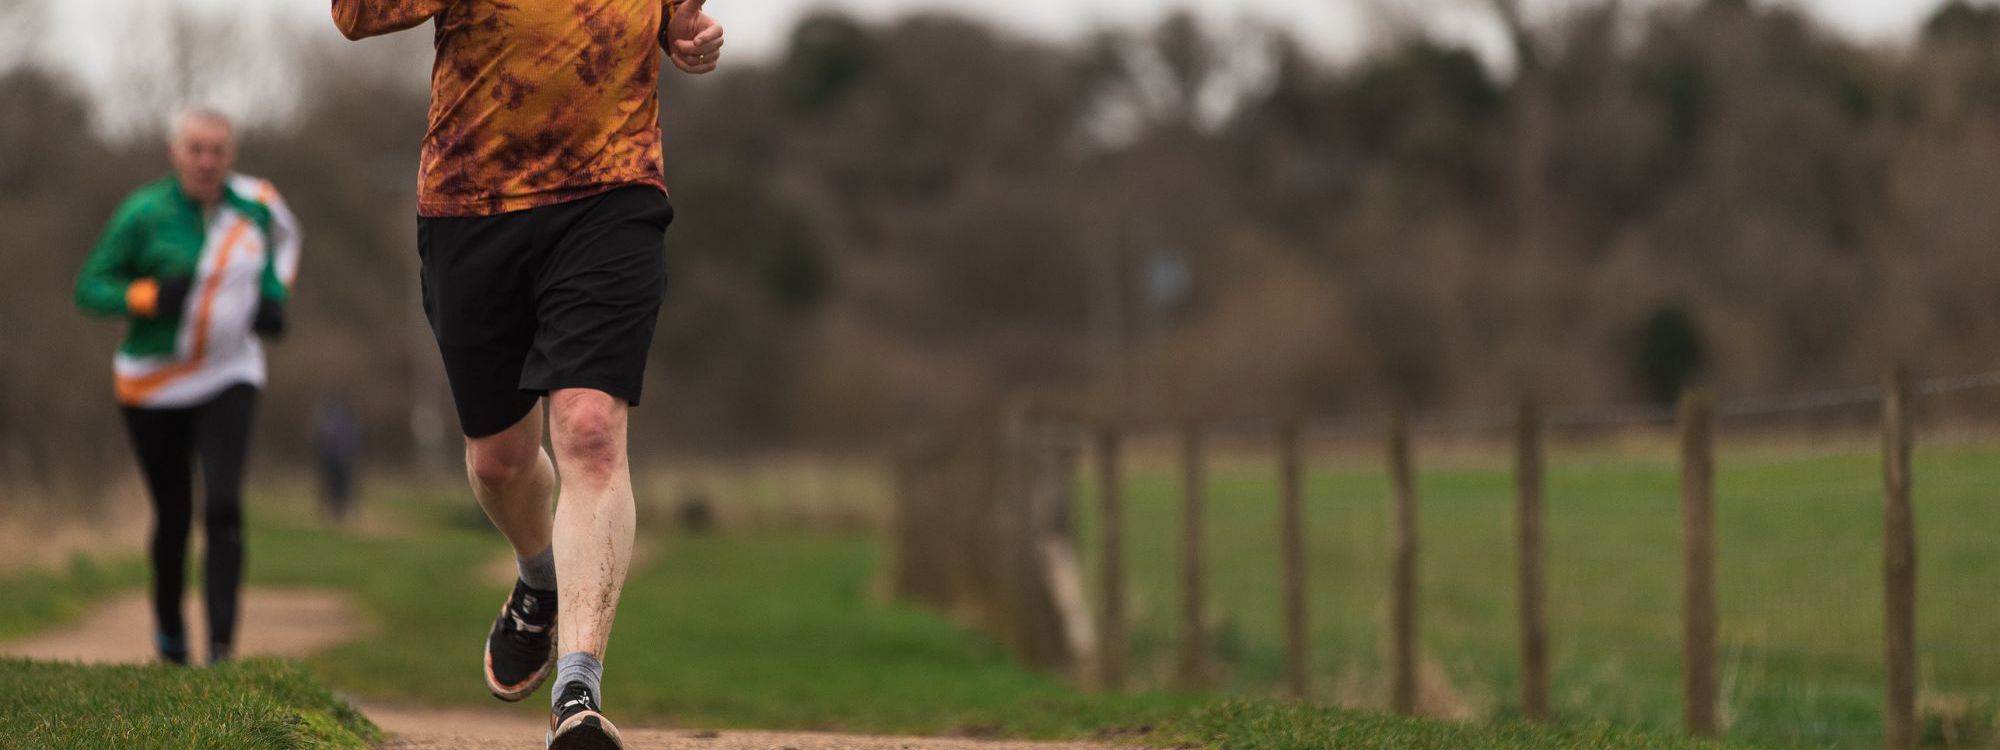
[547,388,636,662]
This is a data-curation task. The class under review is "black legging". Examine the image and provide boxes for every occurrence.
[120,383,257,661]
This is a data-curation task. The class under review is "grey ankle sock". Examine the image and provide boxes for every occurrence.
[553,652,604,709]
[517,546,557,591]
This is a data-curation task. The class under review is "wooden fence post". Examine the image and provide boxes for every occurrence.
[1679,390,1717,737]
[1515,397,1549,722]
[1883,368,1917,750]
[1177,422,1209,690]
[1004,407,1095,671]
[887,446,919,601]
[1388,407,1419,715]
[1278,420,1308,700]
[1095,426,1127,691]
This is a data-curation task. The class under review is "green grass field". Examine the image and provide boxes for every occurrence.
[0,477,1768,749]
[0,657,377,749]
[1075,435,2000,748]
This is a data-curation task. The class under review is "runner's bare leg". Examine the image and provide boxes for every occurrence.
[465,404,557,560]
[548,388,636,659]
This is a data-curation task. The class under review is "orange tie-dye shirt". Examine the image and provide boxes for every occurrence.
[333,0,675,217]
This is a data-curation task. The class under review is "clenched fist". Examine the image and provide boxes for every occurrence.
[666,0,723,74]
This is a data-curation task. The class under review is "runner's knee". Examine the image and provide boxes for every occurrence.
[551,391,624,486]
[467,438,542,492]
[203,501,242,539]
[153,512,192,547]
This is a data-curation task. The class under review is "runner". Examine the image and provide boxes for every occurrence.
[329,2,724,747]
[310,392,362,525]
[73,108,302,666]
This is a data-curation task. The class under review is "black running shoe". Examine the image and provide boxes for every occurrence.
[547,681,623,750]
[484,579,557,701]
[156,631,188,666]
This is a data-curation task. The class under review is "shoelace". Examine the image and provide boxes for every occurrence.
[555,683,597,720]
[505,590,554,644]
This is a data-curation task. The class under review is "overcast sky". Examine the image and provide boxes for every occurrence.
[726,0,1944,60]
[34,0,1948,62]
[17,0,1952,135]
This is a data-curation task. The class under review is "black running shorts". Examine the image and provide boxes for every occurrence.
[417,185,673,438]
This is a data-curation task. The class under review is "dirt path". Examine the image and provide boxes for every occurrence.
[0,588,361,664]
[1,590,1128,750]
[366,704,1123,750]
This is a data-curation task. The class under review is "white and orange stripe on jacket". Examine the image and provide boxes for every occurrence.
[113,175,300,408]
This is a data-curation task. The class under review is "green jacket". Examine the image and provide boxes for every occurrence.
[75,177,286,357]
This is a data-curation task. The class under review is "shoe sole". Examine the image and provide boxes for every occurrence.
[547,711,623,750]
[484,599,556,702]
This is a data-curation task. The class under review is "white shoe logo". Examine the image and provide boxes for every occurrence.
[509,609,549,633]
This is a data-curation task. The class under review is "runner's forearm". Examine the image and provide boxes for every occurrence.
[260,262,289,305]
[75,205,144,317]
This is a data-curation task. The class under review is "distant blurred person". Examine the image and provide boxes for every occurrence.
[331,0,722,745]
[310,393,362,524]
[73,108,302,666]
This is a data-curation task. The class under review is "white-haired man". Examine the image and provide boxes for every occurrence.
[74,108,302,665]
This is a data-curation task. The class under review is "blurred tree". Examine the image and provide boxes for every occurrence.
[667,168,827,312]
[1152,11,1215,126]
[0,69,145,501]
[780,12,873,116]
[1348,39,1501,200]
[1924,1,2000,45]
[1635,49,1710,148]
[1920,1,2000,114]
[0,70,95,195]
[1635,305,1706,405]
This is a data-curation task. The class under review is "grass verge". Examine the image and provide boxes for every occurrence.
[1156,701,1755,749]
[0,657,378,749]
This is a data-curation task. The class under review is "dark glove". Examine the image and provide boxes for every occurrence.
[152,276,193,320]
[253,298,287,339]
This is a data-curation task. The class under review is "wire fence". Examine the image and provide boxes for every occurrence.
[1068,368,2000,749]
